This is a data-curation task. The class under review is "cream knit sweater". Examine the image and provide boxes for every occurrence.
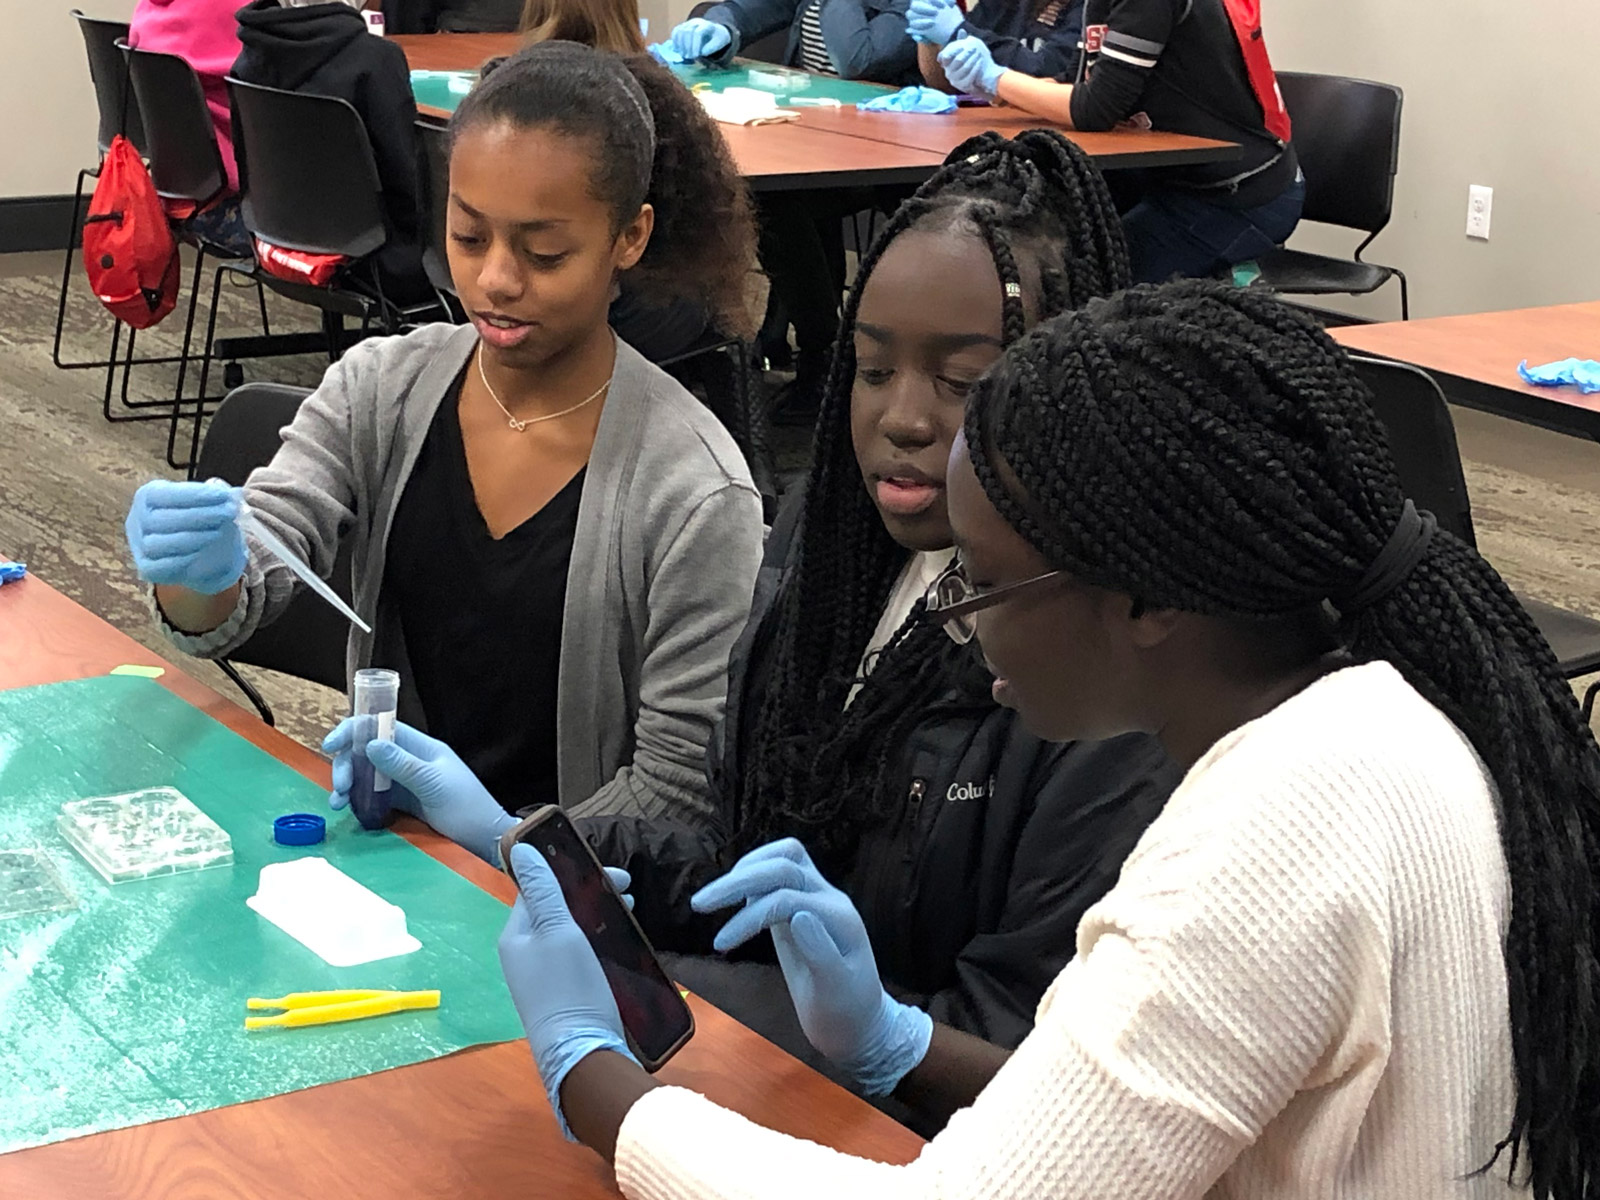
[615,662,1518,1199]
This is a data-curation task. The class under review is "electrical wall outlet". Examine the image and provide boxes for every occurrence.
[1467,185,1493,240]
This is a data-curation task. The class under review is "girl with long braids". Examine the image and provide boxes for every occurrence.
[586,129,1176,1082]
[497,281,1600,1198]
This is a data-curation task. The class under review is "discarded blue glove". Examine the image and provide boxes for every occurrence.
[691,838,933,1095]
[938,35,1005,98]
[857,85,958,114]
[499,844,638,1141]
[648,40,686,65]
[669,17,732,61]
[0,561,25,585]
[1518,357,1600,395]
[907,0,964,46]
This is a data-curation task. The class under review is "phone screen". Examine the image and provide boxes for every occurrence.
[512,810,693,1069]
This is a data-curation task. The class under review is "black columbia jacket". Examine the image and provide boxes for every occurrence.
[583,494,1180,1048]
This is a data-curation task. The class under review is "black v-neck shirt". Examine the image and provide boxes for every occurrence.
[386,380,584,815]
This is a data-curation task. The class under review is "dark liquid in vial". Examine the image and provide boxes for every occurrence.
[349,747,393,830]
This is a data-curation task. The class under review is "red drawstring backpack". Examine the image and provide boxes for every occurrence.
[1220,0,1292,143]
[82,135,180,329]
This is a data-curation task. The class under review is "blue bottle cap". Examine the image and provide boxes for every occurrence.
[273,813,326,846]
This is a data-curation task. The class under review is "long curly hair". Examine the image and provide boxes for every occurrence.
[966,280,1600,1199]
[619,54,757,338]
[726,130,1131,871]
[450,43,757,338]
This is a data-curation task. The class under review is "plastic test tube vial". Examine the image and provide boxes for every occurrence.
[349,669,400,830]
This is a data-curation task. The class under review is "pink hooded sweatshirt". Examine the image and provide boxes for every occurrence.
[128,0,244,193]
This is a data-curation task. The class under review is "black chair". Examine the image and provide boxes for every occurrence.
[193,382,353,726]
[1350,355,1600,719]
[123,44,274,466]
[57,12,149,373]
[416,119,463,318]
[1255,73,1409,320]
[55,15,203,420]
[688,1,788,64]
[189,79,446,474]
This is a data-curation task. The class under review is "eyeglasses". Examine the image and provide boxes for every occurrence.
[923,557,1066,645]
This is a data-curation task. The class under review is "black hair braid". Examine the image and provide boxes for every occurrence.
[967,279,1600,1199]
[727,132,1130,872]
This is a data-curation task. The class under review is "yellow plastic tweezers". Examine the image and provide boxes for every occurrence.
[244,988,440,1031]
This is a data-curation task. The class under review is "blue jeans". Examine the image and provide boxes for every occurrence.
[1123,172,1305,284]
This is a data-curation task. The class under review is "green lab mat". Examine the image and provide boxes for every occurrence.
[411,59,889,114]
[0,675,523,1154]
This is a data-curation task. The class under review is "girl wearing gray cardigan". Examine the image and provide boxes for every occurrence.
[126,44,766,840]
[140,324,763,834]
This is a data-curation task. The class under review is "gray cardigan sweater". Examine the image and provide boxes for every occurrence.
[162,324,765,831]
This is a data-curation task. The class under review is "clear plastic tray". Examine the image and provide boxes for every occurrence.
[0,849,78,920]
[58,787,234,885]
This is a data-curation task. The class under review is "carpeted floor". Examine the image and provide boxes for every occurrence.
[3,253,1598,761]
[0,254,346,749]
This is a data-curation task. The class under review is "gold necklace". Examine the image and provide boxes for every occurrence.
[477,346,611,432]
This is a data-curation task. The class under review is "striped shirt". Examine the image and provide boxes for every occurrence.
[797,0,837,75]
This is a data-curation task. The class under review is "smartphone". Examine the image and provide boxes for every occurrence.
[499,806,694,1071]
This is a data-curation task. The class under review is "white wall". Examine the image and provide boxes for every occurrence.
[1266,0,1600,320]
[660,0,699,29]
[0,2,136,200]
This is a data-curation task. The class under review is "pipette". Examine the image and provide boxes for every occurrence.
[236,500,372,634]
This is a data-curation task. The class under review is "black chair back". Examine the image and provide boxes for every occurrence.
[1279,72,1403,236]
[122,44,227,205]
[227,78,387,260]
[195,383,353,694]
[416,120,455,296]
[1349,355,1475,546]
[74,11,146,156]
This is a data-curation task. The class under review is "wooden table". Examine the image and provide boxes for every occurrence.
[394,33,1238,185]
[0,573,924,1198]
[1332,302,1600,441]
[792,105,1238,171]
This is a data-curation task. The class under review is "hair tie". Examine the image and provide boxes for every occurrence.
[1334,499,1436,614]
[620,80,656,162]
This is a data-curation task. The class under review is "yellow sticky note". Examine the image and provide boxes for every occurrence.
[110,664,165,679]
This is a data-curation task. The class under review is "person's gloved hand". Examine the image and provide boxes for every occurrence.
[125,479,248,595]
[498,843,639,1140]
[938,35,1005,97]
[691,838,932,1095]
[907,0,964,46]
[323,720,516,865]
[670,17,732,60]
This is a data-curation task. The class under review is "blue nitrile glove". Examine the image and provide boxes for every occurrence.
[691,838,932,1095]
[938,35,1005,98]
[499,843,639,1141]
[907,0,964,46]
[324,720,516,865]
[858,85,959,114]
[1518,357,1600,394]
[669,17,732,61]
[125,479,248,595]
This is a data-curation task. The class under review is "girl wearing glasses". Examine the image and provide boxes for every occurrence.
[501,281,1600,1197]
